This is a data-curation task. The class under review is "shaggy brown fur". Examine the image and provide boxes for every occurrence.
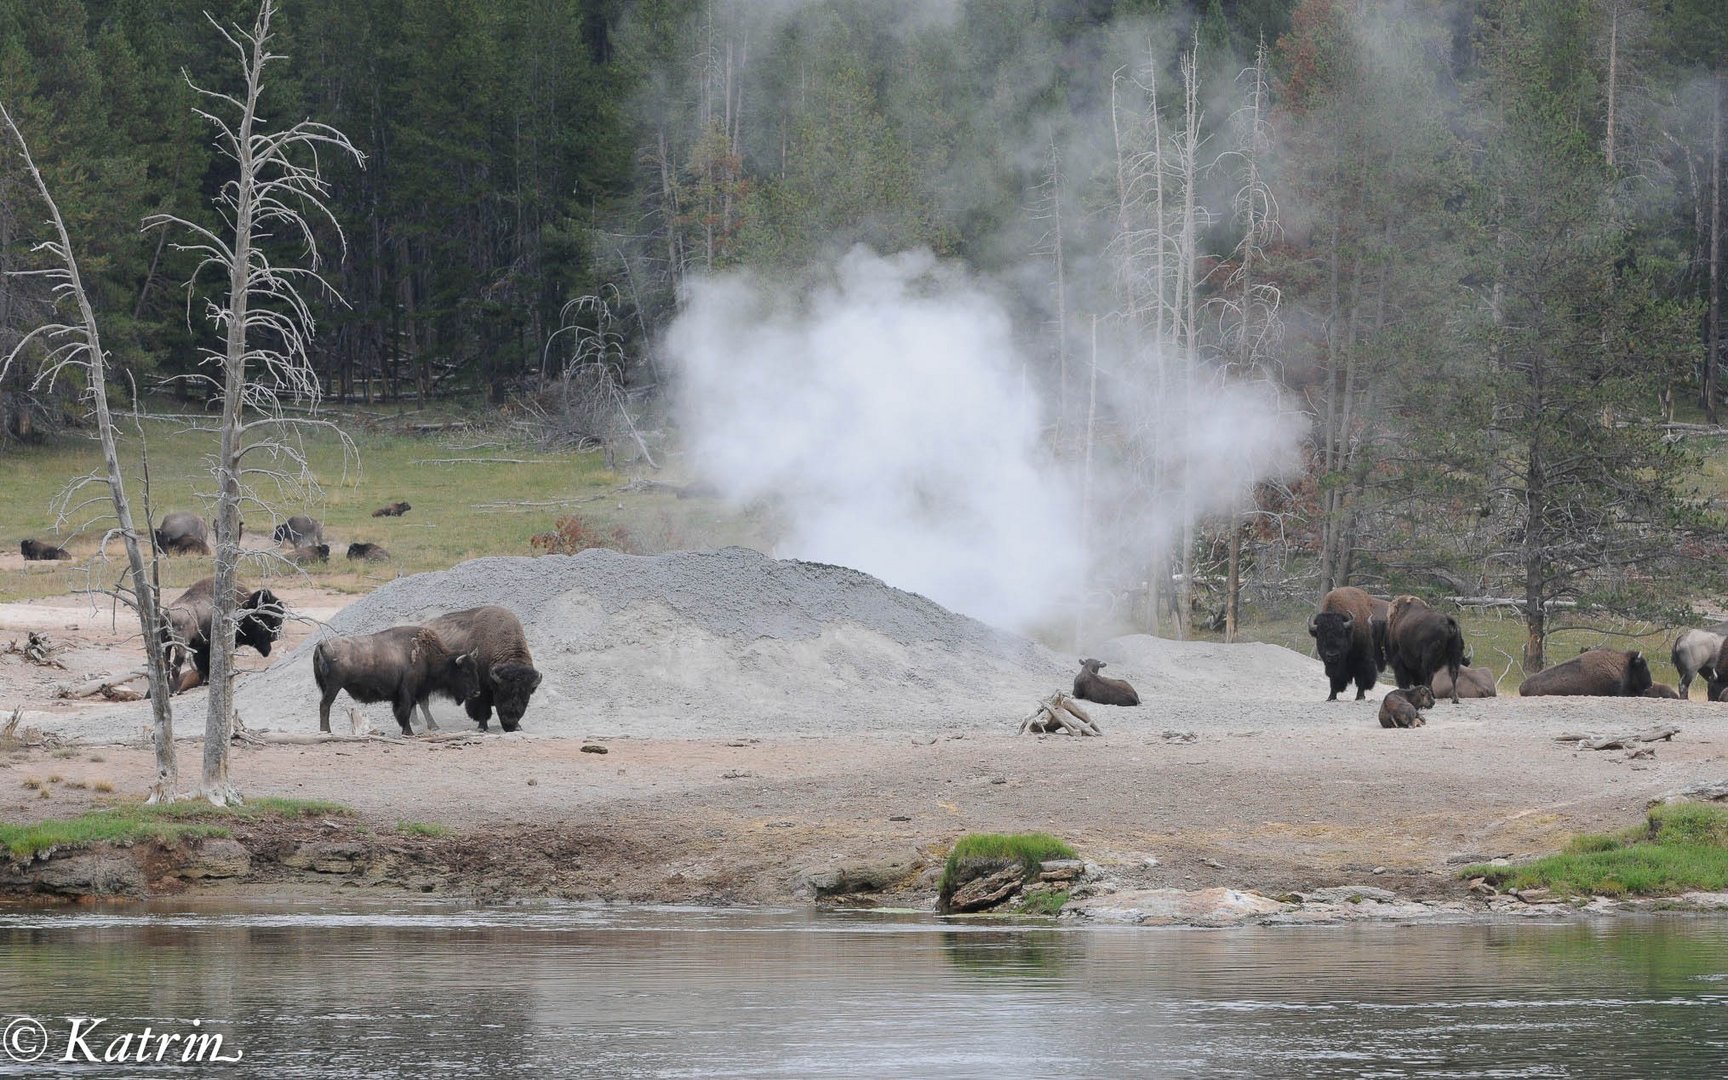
[346,542,390,561]
[1386,596,1466,703]
[1073,658,1140,706]
[1309,587,1390,701]
[1518,648,1653,697]
[420,605,541,732]
[161,577,284,690]
[371,502,412,517]
[1643,682,1680,699]
[1429,665,1497,699]
[313,626,476,735]
[19,539,71,561]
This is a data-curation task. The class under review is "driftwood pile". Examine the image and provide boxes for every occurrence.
[4,632,64,669]
[1555,725,1679,751]
[1018,692,1103,736]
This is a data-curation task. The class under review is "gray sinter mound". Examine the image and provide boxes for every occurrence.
[235,547,1073,737]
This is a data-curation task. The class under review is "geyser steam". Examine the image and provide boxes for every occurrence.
[668,247,1082,629]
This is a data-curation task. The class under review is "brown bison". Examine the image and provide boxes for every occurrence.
[1379,685,1435,728]
[1429,664,1497,699]
[346,542,389,561]
[154,511,210,555]
[1519,648,1653,697]
[1385,596,1467,703]
[313,626,477,735]
[19,539,71,561]
[1644,682,1680,699]
[418,606,541,732]
[1308,587,1391,701]
[272,515,322,545]
[289,543,330,564]
[161,577,285,691]
[372,502,412,518]
[1073,658,1139,706]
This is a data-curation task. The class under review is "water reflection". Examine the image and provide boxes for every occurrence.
[0,902,1725,1077]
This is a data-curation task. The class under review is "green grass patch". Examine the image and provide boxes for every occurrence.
[0,796,352,860]
[940,832,1077,897]
[394,820,453,838]
[1018,887,1071,916]
[1466,803,1728,898]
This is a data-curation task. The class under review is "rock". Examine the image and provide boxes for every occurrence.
[282,842,367,874]
[798,857,918,899]
[1654,780,1728,806]
[580,744,608,754]
[1513,887,1552,904]
[1073,887,1287,927]
[35,852,144,897]
[1200,858,1224,869]
[1467,878,1497,896]
[944,864,1025,913]
[1371,866,1386,875]
[181,838,251,880]
[1037,859,1085,883]
[1305,885,1397,905]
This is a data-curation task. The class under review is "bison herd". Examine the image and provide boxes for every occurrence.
[1307,586,1711,725]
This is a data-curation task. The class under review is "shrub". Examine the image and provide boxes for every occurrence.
[529,514,635,556]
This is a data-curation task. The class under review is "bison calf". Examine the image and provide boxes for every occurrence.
[1518,648,1653,697]
[313,626,476,736]
[1378,686,1435,729]
[289,543,330,564]
[419,606,541,732]
[1644,682,1681,699]
[1073,658,1139,706]
[371,502,411,518]
[19,539,71,561]
[346,542,389,561]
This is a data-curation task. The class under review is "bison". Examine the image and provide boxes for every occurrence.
[289,543,330,564]
[313,626,477,735]
[1644,682,1681,699]
[1073,658,1140,706]
[1385,595,1467,703]
[418,605,541,732]
[161,577,285,691]
[371,502,411,518]
[1518,648,1653,697]
[1429,663,1497,699]
[1308,586,1391,701]
[19,539,71,561]
[346,542,389,561]
[272,515,322,546]
[154,511,210,555]
[1378,685,1435,728]
[1671,624,1728,699]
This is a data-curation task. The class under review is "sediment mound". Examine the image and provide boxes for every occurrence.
[235,547,1071,737]
[1091,635,1331,704]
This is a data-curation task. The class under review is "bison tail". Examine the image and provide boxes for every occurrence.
[1442,616,1466,703]
[312,642,333,693]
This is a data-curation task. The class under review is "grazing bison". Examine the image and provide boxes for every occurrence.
[154,511,210,555]
[346,542,389,561]
[161,577,285,690]
[313,626,476,735]
[272,515,322,545]
[1378,685,1435,729]
[1308,587,1391,701]
[19,539,71,561]
[289,543,330,564]
[419,606,541,732]
[1644,682,1681,699]
[1073,658,1140,706]
[1429,663,1497,699]
[1518,648,1653,697]
[1385,596,1467,703]
[1671,624,1728,698]
[372,502,411,517]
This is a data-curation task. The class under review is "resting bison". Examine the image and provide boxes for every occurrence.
[1378,685,1435,729]
[154,511,210,555]
[346,542,389,561]
[1518,648,1653,697]
[1385,596,1466,703]
[161,577,285,690]
[19,539,70,561]
[372,502,411,517]
[272,515,322,545]
[1073,658,1139,706]
[418,605,541,732]
[289,543,330,564]
[313,626,476,735]
[1429,664,1497,699]
[1671,624,1728,698]
[1309,587,1391,701]
[1644,682,1680,699]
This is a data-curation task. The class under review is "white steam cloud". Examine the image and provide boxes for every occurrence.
[668,247,1083,629]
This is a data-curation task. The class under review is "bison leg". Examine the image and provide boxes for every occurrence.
[1326,671,1350,702]
[465,693,494,732]
[415,699,442,732]
[318,685,339,734]
[391,690,417,736]
[1353,657,1377,700]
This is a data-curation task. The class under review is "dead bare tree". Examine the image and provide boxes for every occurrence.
[145,0,362,804]
[0,104,181,802]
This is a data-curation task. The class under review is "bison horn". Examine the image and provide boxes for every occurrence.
[1307,615,1320,636]
[1340,613,1354,630]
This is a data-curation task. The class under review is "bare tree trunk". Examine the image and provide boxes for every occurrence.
[1604,0,1619,169]
[1710,69,1723,424]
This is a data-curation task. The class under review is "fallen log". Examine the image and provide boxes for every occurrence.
[1555,725,1680,750]
[1018,691,1103,736]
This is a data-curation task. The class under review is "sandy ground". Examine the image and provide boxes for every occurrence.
[1,567,1722,907]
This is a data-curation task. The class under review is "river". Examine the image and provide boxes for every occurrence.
[1,901,1725,1076]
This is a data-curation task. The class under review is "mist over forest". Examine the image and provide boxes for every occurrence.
[3,0,1727,664]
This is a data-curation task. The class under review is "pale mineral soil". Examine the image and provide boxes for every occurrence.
[2,585,1721,908]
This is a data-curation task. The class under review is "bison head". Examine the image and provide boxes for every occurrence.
[1078,658,1105,675]
[490,663,542,732]
[237,588,285,657]
[1408,685,1436,709]
[1624,650,1653,696]
[1308,611,1355,665]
